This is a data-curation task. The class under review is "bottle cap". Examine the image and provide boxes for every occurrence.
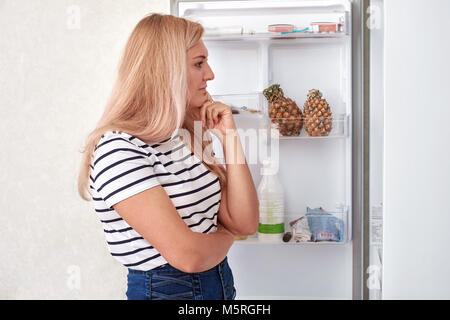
[260,159,278,175]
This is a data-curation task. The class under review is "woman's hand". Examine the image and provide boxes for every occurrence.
[200,93,237,138]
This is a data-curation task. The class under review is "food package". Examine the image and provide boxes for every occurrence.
[289,216,311,242]
[204,26,243,36]
[310,22,343,33]
[268,24,295,33]
[306,207,344,242]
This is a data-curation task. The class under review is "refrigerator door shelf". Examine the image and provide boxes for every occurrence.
[177,1,351,37]
[203,31,349,42]
[212,92,265,112]
[180,3,350,17]
[235,210,351,245]
[238,237,350,245]
[210,93,348,139]
[273,113,349,139]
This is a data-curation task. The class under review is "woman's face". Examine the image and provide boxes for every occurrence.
[186,40,215,109]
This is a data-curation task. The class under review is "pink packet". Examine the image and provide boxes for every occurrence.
[268,24,295,33]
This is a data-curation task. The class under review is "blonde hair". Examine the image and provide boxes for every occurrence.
[77,13,226,201]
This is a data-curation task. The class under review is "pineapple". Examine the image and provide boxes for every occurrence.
[303,89,332,136]
[263,84,303,136]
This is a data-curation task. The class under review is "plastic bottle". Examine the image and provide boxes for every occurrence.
[257,159,285,242]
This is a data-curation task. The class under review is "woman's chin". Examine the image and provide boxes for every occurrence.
[187,98,207,109]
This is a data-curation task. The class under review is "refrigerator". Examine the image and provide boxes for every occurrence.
[171,0,365,300]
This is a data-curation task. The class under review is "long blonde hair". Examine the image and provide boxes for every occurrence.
[77,13,226,201]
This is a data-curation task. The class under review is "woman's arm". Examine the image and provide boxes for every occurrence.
[113,185,235,273]
[219,130,259,235]
[201,96,259,236]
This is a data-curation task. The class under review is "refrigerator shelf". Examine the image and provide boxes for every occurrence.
[278,135,345,140]
[212,92,264,112]
[210,93,349,139]
[234,236,350,245]
[229,113,349,139]
[203,31,349,42]
[269,114,348,139]
[234,209,351,245]
[180,2,350,17]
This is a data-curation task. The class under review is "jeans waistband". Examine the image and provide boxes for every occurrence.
[128,256,228,275]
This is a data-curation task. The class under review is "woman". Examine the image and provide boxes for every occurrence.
[77,13,259,300]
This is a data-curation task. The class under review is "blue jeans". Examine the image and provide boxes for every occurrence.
[126,256,236,300]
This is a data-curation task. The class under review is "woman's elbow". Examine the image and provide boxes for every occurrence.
[171,255,206,273]
[175,246,215,273]
[245,222,258,235]
[162,246,200,273]
[238,211,259,235]
[239,226,257,236]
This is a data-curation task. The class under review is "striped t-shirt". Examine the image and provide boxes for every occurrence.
[89,130,221,271]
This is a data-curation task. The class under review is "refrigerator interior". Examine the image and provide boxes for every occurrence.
[173,0,353,299]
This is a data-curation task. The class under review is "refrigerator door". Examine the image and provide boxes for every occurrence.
[367,0,384,300]
[172,0,357,299]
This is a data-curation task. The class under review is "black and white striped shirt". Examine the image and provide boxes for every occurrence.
[89,130,221,271]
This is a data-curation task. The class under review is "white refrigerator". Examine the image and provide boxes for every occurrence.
[171,0,365,299]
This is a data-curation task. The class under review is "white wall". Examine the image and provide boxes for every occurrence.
[0,0,169,299]
[383,0,450,299]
